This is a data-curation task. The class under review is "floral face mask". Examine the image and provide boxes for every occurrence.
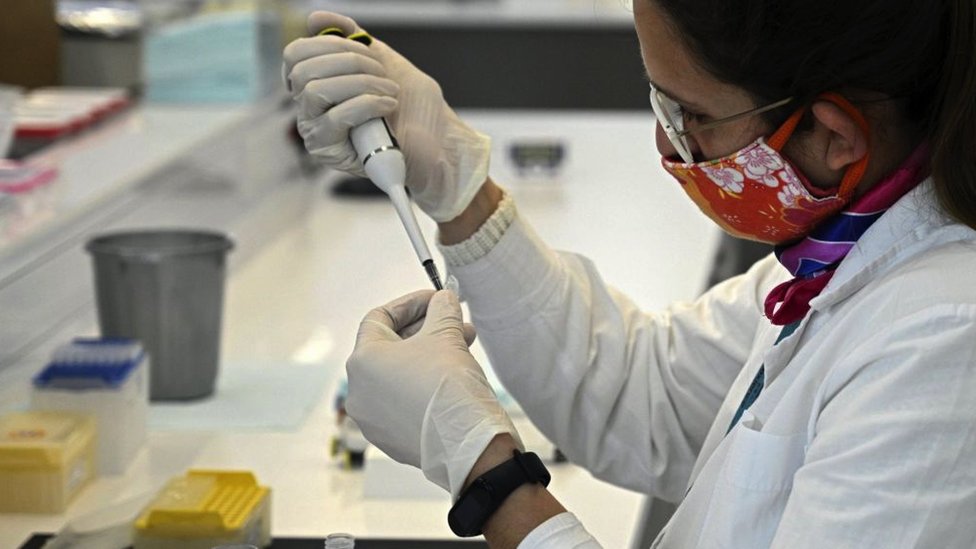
[660,92,870,244]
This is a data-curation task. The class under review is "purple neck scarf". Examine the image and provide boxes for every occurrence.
[764,144,930,325]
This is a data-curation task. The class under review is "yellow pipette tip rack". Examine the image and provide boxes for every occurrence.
[134,470,271,549]
[0,411,96,513]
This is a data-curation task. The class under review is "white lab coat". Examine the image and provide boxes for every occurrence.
[448,179,976,548]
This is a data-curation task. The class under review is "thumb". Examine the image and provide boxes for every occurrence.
[419,290,465,339]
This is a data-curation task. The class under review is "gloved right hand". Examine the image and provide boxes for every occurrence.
[282,12,492,223]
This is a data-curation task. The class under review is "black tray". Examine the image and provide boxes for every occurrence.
[21,534,488,549]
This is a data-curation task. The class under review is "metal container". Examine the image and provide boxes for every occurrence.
[86,230,234,400]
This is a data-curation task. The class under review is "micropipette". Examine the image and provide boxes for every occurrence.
[318,28,444,291]
[352,119,444,290]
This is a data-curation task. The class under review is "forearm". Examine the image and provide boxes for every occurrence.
[438,177,504,245]
[446,212,766,498]
[464,434,567,549]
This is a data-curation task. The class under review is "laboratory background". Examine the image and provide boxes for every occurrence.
[0,0,761,546]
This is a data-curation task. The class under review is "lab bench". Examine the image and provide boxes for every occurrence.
[0,100,718,547]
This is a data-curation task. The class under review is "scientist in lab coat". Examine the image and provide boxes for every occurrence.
[283,0,976,546]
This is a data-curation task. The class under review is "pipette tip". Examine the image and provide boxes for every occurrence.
[423,259,444,291]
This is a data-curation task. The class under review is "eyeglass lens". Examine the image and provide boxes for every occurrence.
[650,87,695,163]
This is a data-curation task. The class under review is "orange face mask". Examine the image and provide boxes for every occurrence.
[661,93,870,244]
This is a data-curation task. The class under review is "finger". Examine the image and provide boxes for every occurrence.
[354,314,399,347]
[283,35,372,76]
[398,315,476,344]
[398,318,424,339]
[306,11,362,37]
[419,290,465,337]
[314,95,398,136]
[355,291,431,346]
[462,322,477,346]
[296,94,397,162]
[289,51,389,97]
[378,289,437,333]
[295,112,361,162]
[296,131,361,173]
[297,75,399,119]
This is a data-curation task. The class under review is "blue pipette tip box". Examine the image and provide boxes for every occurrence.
[32,337,149,475]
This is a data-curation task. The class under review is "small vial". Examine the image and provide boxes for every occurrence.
[325,533,355,549]
[445,274,460,295]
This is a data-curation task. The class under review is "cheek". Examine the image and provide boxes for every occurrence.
[701,119,772,160]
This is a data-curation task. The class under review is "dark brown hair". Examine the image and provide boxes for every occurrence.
[653,0,976,228]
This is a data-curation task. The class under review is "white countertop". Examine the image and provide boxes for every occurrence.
[0,108,718,547]
[299,0,635,28]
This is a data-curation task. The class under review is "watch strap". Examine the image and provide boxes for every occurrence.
[448,450,551,537]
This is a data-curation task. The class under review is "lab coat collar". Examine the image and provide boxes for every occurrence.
[807,178,975,312]
[756,178,971,389]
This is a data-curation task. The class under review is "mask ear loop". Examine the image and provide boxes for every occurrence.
[766,92,871,201]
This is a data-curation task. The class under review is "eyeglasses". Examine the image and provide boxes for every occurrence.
[649,83,793,163]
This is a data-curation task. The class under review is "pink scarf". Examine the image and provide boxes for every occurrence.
[764,145,930,325]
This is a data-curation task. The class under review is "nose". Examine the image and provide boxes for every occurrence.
[655,122,678,158]
[655,122,702,163]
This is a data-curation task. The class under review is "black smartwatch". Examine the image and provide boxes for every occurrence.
[447,450,551,537]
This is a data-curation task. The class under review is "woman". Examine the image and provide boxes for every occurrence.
[283,0,976,546]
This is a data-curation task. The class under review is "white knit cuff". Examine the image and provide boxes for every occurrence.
[438,191,517,267]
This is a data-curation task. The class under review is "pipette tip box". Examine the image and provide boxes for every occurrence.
[32,338,148,475]
[133,470,272,549]
[0,411,96,513]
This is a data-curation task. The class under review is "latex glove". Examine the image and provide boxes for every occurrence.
[345,290,522,500]
[283,12,492,222]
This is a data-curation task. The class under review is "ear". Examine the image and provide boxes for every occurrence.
[810,101,869,172]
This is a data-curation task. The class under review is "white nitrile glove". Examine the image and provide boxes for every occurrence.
[345,290,522,500]
[282,12,492,222]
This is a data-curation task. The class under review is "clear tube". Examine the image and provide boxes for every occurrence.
[445,274,460,294]
[325,533,355,549]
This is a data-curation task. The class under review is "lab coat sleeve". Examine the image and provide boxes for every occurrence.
[450,212,786,501]
[770,305,976,548]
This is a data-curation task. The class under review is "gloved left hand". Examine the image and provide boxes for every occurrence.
[345,289,522,500]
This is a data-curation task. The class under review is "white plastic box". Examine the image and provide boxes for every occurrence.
[0,411,96,513]
[32,338,149,475]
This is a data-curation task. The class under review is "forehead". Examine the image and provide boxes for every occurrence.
[633,2,706,85]
[633,1,752,109]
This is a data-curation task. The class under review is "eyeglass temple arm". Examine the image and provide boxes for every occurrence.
[674,96,794,138]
